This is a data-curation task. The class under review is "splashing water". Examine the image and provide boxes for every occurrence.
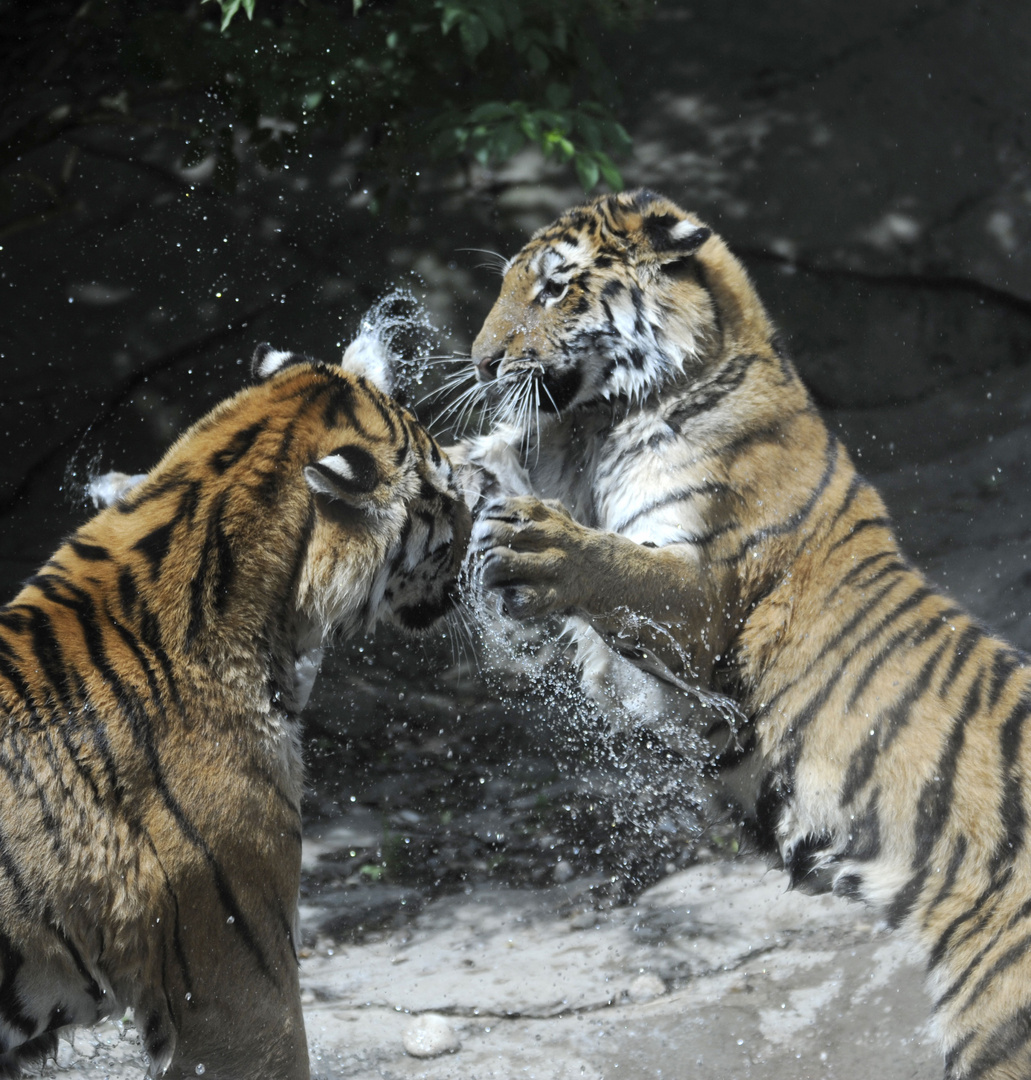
[451,585,744,891]
[345,287,446,400]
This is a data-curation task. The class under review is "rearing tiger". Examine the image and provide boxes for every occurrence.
[458,189,1031,1079]
[0,340,469,1078]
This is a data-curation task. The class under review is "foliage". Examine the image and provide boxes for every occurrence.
[1,0,644,232]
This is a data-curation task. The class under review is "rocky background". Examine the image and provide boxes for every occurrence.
[4,1,1030,1076]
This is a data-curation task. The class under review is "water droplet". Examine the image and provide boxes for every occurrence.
[195,1065,205,1075]
[226,915,235,924]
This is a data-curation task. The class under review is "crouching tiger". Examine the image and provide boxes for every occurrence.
[459,189,1031,1079]
[0,341,469,1078]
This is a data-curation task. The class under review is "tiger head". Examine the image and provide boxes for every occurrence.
[90,339,470,711]
[470,188,772,425]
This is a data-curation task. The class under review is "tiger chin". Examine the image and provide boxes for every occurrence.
[458,189,1031,1079]
[0,342,469,1078]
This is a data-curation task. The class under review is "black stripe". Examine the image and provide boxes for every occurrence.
[185,489,234,647]
[69,539,110,562]
[611,481,730,535]
[934,925,1006,1014]
[830,554,907,601]
[780,583,933,754]
[818,472,866,547]
[0,926,35,1037]
[117,567,138,620]
[760,572,910,718]
[913,672,984,870]
[939,623,984,696]
[988,647,1026,709]
[719,434,840,564]
[209,420,265,474]
[323,380,363,432]
[960,1008,1031,1079]
[0,610,27,633]
[827,516,893,553]
[36,578,274,979]
[0,640,37,713]
[939,891,1031,1021]
[926,833,968,915]
[991,695,1031,876]
[928,866,1012,971]
[885,864,930,928]
[0,829,34,916]
[665,353,760,429]
[132,519,177,580]
[841,630,952,805]
[116,466,188,515]
[26,608,79,714]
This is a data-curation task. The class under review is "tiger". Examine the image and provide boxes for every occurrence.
[455,188,1031,1079]
[0,339,470,1079]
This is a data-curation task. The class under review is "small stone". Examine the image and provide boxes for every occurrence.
[55,1039,76,1069]
[402,1013,461,1058]
[553,860,575,883]
[72,1028,98,1058]
[627,973,667,1003]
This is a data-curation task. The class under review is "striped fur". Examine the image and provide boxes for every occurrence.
[459,189,1031,1079]
[0,346,469,1078]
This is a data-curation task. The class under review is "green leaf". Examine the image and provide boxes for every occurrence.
[241,0,255,18]
[217,0,243,32]
[596,152,624,191]
[353,0,365,11]
[488,120,526,162]
[575,152,600,190]
[459,14,489,57]
[439,4,465,35]
[468,101,515,123]
[543,130,575,160]
[477,4,506,38]
[526,44,549,73]
[519,112,541,141]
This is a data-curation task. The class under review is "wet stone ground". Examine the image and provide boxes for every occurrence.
[31,354,1031,1080]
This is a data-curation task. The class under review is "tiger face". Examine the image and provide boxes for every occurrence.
[470,189,762,422]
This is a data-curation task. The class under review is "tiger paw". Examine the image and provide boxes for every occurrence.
[467,495,582,618]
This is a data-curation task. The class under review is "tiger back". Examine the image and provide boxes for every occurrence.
[0,343,469,1078]
[461,189,1031,1080]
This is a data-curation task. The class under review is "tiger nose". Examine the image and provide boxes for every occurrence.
[475,349,504,382]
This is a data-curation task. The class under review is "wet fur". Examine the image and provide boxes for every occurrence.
[460,189,1031,1079]
[0,349,469,1078]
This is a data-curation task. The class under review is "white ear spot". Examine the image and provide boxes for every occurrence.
[670,220,705,243]
[252,343,298,380]
[667,219,712,254]
[341,334,396,394]
[304,444,380,500]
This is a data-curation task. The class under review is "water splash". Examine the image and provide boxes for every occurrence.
[344,287,445,400]
[454,587,740,890]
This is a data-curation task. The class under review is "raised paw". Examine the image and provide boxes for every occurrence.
[466,495,582,619]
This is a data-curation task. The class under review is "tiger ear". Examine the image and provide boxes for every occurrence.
[640,205,712,266]
[252,343,310,380]
[340,334,396,395]
[304,444,383,506]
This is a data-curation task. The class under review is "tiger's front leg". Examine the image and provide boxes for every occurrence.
[470,495,735,682]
